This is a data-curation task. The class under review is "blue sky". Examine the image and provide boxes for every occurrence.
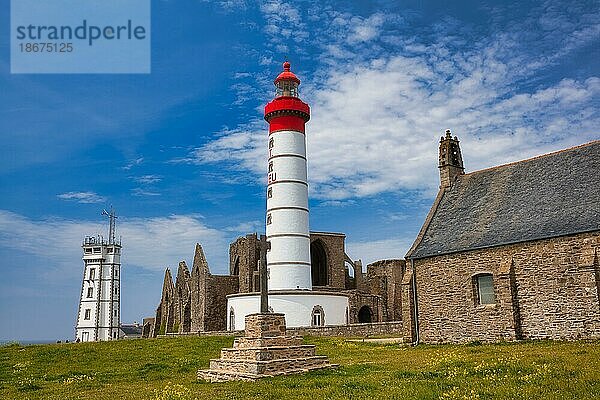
[0,0,598,341]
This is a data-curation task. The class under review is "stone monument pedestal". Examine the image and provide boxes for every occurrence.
[198,313,337,382]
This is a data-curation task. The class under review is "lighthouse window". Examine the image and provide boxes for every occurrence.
[311,305,325,327]
[276,81,298,97]
[107,248,113,253]
[87,287,93,298]
[93,247,101,254]
[267,188,272,198]
[84,309,91,320]
[84,248,92,254]
[266,213,272,225]
[89,268,95,280]
[114,287,118,295]
[114,309,118,317]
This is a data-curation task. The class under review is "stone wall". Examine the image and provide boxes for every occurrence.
[163,320,404,338]
[229,234,260,293]
[204,275,239,331]
[365,260,405,321]
[288,321,404,337]
[413,231,600,343]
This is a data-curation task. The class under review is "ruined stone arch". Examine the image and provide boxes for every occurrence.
[310,239,328,287]
[358,305,373,323]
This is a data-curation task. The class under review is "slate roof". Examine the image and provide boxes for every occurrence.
[120,324,142,336]
[407,141,600,259]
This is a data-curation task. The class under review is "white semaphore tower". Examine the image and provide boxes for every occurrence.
[75,208,122,342]
[227,62,349,330]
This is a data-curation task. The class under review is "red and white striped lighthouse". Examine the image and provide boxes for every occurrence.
[264,61,312,291]
[226,61,348,330]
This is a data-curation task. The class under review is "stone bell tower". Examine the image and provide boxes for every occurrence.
[438,129,464,188]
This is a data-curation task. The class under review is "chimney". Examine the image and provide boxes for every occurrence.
[438,129,464,189]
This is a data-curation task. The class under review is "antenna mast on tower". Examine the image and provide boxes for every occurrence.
[102,207,118,245]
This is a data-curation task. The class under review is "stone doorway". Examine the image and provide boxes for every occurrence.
[358,305,373,323]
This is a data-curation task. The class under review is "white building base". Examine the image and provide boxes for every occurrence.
[227,291,349,331]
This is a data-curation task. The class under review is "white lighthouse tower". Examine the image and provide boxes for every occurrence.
[227,62,349,329]
[75,208,122,342]
[265,61,312,291]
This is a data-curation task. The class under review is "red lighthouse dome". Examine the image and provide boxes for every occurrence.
[264,61,310,133]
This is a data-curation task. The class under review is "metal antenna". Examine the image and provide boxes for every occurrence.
[101,206,118,245]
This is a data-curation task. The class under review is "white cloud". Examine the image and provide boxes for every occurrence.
[347,13,385,44]
[346,237,414,269]
[0,210,230,278]
[57,191,106,204]
[187,6,600,200]
[122,157,144,171]
[133,175,162,185]
[131,188,161,197]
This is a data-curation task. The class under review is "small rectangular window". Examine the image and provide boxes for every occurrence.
[114,309,118,317]
[84,309,91,320]
[476,274,495,305]
[87,287,93,298]
[115,269,118,277]
[93,247,101,254]
[84,248,92,254]
[89,268,95,280]
[114,287,118,295]
[107,248,113,253]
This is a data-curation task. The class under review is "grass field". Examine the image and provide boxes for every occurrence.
[1,336,600,400]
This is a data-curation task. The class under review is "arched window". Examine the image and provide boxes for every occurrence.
[311,305,325,327]
[229,308,235,331]
[358,305,373,323]
[310,240,328,286]
[473,273,495,305]
[232,256,240,276]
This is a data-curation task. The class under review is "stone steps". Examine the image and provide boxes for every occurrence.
[209,355,330,375]
[233,336,304,349]
[198,313,337,382]
[220,344,316,361]
[198,362,338,382]
[197,369,262,382]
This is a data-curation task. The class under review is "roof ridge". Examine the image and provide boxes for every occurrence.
[463,140,600,177]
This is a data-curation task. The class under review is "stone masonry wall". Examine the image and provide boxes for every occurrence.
[163,321,404,338]
[414,231,600,343]
[366,260,405,321]
[204,275,239,331]
[229,234,259,293]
